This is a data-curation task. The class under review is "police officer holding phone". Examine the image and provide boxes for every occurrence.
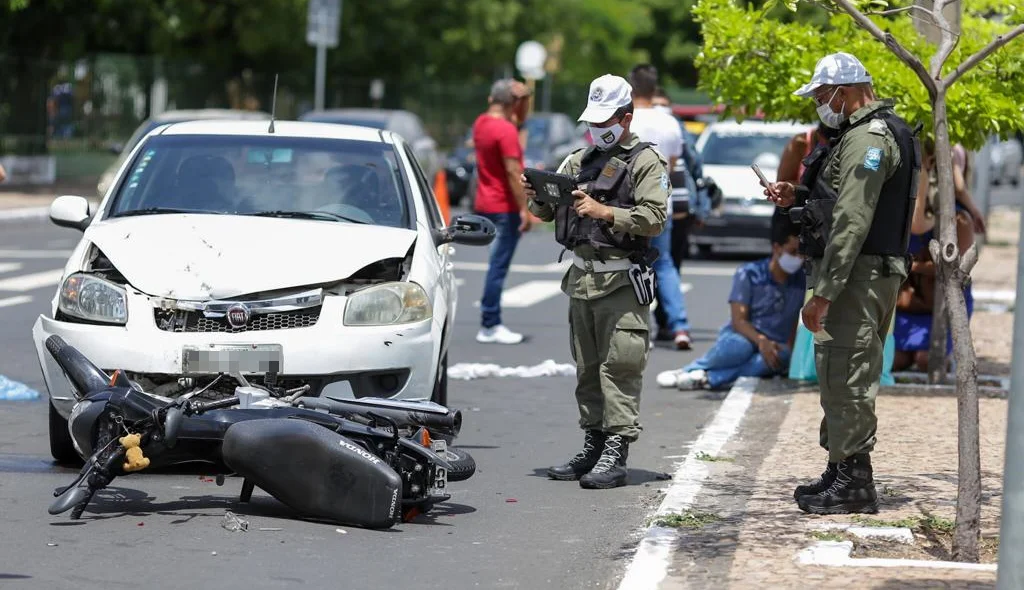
[764,53,919,515]
[523,74,669,490]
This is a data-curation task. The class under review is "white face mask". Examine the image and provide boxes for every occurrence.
[778,252,804,274]
[589,122,625,150]
[816,87,846,129]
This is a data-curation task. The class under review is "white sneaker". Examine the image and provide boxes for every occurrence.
[656,369,685,388]
[675,369,708,390]
[476,325,524,345]
[656,368,708,389]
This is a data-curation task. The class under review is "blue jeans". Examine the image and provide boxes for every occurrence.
[685,327,791,390]
[652,215,689,333]
[479,212,522,328]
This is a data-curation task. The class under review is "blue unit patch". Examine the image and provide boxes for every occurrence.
[863,147,882,171]
[660,172,670,191]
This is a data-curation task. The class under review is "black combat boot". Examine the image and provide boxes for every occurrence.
[793,462,838,501]
[797,453,878,515]
[548,430,605,481]
[579,434,629,489]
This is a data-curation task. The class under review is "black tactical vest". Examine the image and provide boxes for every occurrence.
[794,108,921,259]
[554,142,657,261]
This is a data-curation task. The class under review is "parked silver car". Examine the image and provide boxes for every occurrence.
[990,138,1023,186]
[299,109,441,181]
[97,109,271,196]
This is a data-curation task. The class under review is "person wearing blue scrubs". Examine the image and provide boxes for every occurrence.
[657,213,806,390]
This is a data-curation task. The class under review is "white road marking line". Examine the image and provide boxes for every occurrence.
[0,249,73,259]
[0,262,24,274]
[0,295,32,308]
[454,278,466,286]
[0,269,64,292]
[472,280,563,309]
[617,376,756,590]
[453,261,570,273]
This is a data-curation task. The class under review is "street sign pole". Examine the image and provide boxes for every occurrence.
[996,199,1024,590]
[307,0,341,112]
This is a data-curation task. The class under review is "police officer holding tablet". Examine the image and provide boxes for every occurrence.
[764,52,920,515]
[523,74,670,490]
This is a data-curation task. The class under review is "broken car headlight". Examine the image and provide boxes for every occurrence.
[343,282,431,326]
[59,273,128,325]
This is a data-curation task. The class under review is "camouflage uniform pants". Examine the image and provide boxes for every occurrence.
[815,257,905,462]
[568,285,650,442]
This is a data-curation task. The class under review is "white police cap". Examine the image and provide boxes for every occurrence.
[578,74,633,123]
[794,52,873,97]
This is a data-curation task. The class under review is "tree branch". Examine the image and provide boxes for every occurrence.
[929,0,960,80]
[831,0,938,99]
[946,23,1024,87]
[960,242,979,275]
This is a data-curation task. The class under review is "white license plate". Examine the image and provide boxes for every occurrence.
[431,439,448,492]
[182,344,283,374]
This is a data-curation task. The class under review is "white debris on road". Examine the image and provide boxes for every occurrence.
[448,360,576,380]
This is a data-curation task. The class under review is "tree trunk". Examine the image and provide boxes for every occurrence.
[927,278,948,384]
[931,91,981,562]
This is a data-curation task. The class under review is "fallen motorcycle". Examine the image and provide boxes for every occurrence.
[45,335,474,529]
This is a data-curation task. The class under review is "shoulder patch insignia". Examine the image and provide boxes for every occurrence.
[863,146,883,171]
[868,119,887,135]
[660,172,670,191]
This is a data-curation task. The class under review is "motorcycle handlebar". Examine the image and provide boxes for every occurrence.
[188,396,239,414]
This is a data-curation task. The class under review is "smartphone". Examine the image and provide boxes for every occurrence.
[750,164,771,188]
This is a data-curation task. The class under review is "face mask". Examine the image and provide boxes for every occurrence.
[778,252,804,274]
[815,87,846,129]
[589,122,625,150]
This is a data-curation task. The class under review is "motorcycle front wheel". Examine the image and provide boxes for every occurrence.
[443,448,475,482]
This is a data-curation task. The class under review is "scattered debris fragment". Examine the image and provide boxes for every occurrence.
[221,511,249,532]
[505,498,518,503]
[47,543,58,547]
[259,527,283,532]
[335,528,347,535]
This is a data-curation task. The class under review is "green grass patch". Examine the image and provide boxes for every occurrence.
[651,510,722,529]
[694,451,734,462]
[809,530,848,542]
[852,515,954,534]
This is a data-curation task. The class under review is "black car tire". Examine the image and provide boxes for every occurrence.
[49,402,81,465]
[444,447,476,482]
[432,351,449,407]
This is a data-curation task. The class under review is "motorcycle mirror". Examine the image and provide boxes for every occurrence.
[164,407,184,448]
[48,486,90,515]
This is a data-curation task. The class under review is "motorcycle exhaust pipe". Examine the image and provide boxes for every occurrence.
[297,397,462,437]
[45,335,111,400]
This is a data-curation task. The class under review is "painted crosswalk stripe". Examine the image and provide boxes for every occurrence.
[0,249,73,259]
[0,295,32,308]
[473,280,563,309]
[0,262,24,274]
[0,269,64,292]
[453,260,737,277]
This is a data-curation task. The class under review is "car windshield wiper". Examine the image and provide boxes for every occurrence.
[114,207,212,217]
[246,210,367,224]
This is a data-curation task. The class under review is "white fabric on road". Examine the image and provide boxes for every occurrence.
[448,360,576,380]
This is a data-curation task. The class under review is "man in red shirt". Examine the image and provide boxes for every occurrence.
[473,79,533,344]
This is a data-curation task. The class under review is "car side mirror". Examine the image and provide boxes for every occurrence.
[435,214,495,246]
[50,195,91,231]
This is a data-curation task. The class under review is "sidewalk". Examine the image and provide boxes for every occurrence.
[654,379,1005,589]
[0,181,99,220]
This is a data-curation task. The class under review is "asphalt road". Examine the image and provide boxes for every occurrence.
[0,215,744,590]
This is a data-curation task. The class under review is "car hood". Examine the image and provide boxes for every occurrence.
[703,164,775,200]
[84,214,417,300]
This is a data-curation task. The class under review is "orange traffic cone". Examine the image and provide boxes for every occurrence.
[433,168,451,225]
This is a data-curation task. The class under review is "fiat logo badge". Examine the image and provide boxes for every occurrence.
[226,303,251,328]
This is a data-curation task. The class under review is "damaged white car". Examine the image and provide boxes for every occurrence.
[33,119,495,462]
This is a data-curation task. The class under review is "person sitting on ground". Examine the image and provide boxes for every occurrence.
[893,142,976,372]
[657,213,806,390]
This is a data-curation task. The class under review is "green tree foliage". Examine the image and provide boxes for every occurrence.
[693,0,1024,150]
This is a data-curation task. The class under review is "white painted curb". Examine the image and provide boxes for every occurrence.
[796,540,998,571]
[616,377,757,590]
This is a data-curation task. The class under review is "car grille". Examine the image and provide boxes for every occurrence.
[154,307,322,333]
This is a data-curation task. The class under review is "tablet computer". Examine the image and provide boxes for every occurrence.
[524,168,577,206]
